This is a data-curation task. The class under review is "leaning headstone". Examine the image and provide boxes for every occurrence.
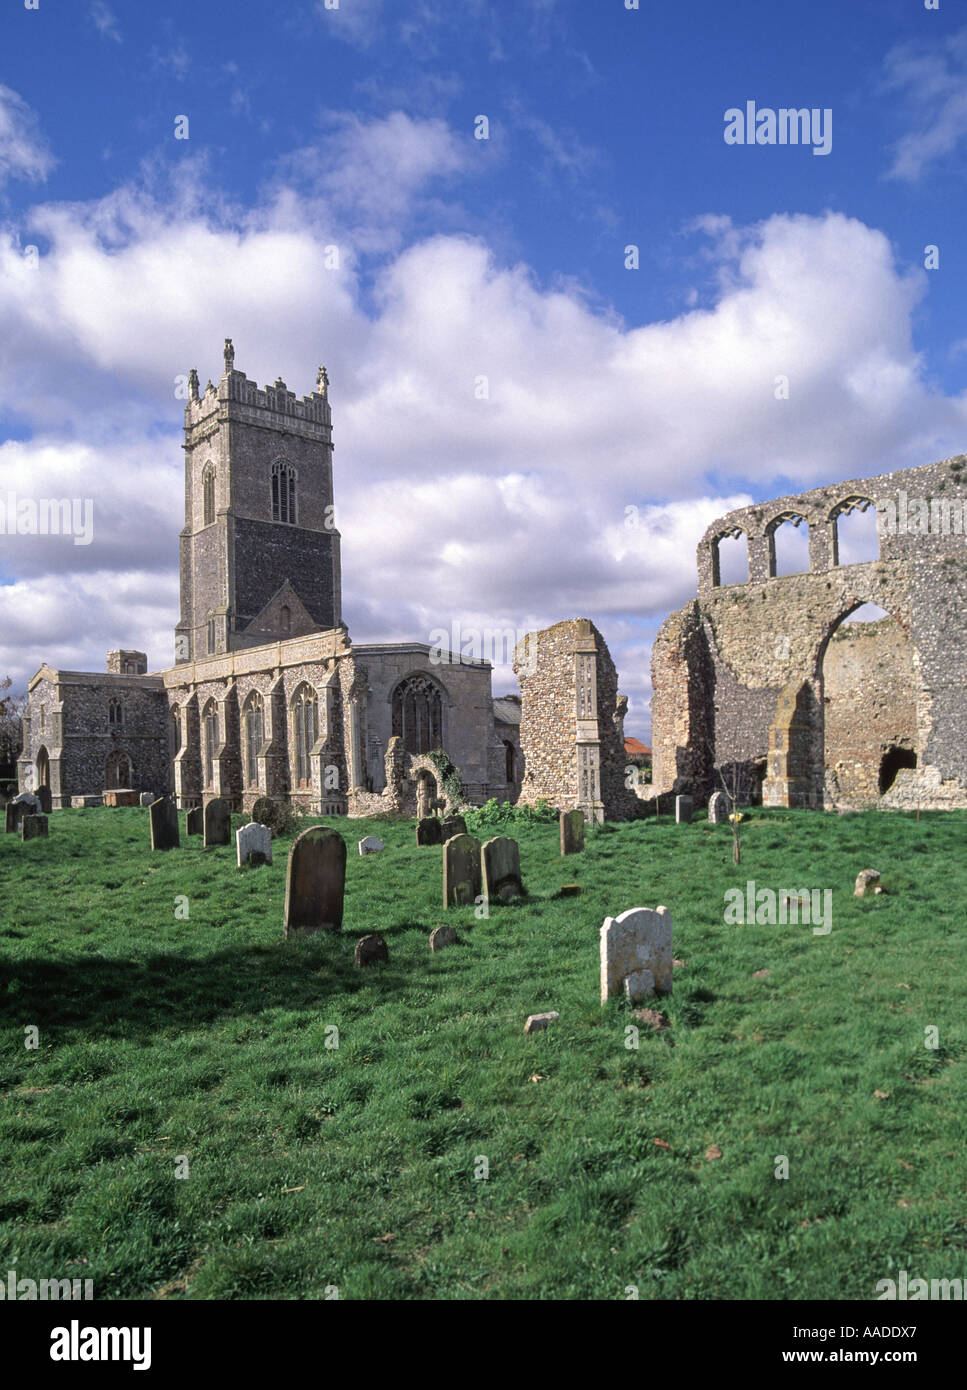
[441,816,467,841]
[675,795,693,824]
[237,822,272,868]
[708,791,728,824]
[283,826,346,937]
[21,813,48,841]
[600,906,673,1004]
[149,796,180,851]
[35,786,52,815]
[560,808,585,855]
[358,835,384,855]
[354,934,388,967]
[139,792,155,807]
[429,924,459,952]
[443,832,482,908]
[203,797,231,847]
[854,869,882,898]
[185,806,203,836]
[481,835,524,903]
[416,817,443,846]
[524,1012,559,1034]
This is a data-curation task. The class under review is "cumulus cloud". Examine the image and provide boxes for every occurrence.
[0,86,54,190]
[2,113,967,738]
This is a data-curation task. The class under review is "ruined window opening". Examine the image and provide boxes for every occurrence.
[768,514,810,578]
[391,674,443,754]
[202,464,216,527]
[292,686,317,787]
[272,460,297,525]
[831,497,878,565]
[712,529,748,586]
[879,746,916,794]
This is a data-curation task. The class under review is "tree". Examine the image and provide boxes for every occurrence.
[0,678,26,777]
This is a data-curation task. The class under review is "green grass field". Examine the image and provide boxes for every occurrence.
[1,805,965,1300]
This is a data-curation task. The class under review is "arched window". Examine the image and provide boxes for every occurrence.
[710,527,748,587]
[391,674,443,754]
[108,697,123,728]
[171,704,182,753]
[203,701,219,788]
[767,512,810,578]
[243,692,264,787]
[830,496,878,566]
[292,685,318,787]
[281,604,291,634]
[271,459,297,525]
[207,615,216,655]
[504,739,516,783]
[203,464,216,527]
[105,750,131,789]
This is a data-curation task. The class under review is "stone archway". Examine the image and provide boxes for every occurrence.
[35,746,50,788]
[762,681,821,807]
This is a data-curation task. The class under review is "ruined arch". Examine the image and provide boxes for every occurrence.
[829,495,878,566]
[35,746,50,789]
[766,510,810,578]
[709,525,748,587]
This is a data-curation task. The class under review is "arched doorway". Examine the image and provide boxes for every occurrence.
[35,747,50,788]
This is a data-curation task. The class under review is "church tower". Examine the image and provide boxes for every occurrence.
[175,340,342,663]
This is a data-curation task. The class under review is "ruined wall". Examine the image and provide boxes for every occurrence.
[513,618,639,821]
[650,455,967,809]
[823,617,917,806]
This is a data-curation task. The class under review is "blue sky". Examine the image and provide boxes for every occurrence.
[2,0,966,738]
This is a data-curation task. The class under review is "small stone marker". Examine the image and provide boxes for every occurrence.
[560,808,584,855]
[358,835,384,855]
[284,826,346,937]
[237,822,272,868]
[600,906,673,1004]
[149,796,180,851]
[185,805,203,836]
[21,813,48,841]
[708,791,728,824]
[36,786,52,815]
[441,816,467,841]
[139,792,154,807]
[675,795,693,824]
[416,817,443,846]
[429,924,459,952]
[558,884,581,897]
[854,869,882,897]
[203,797,231,847]
[443,832,482,908]
[524,1012,559,1034]
[354,934,388,967]
[481,835,524,903]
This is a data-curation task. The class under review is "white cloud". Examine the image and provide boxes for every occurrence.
[883,27,967,182]
[0,86,54,190]
[89,2,121,43]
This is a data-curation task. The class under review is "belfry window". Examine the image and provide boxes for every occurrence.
[272,460,297,525]
[203,465,216,527]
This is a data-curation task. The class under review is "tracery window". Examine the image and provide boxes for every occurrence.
[271,459,297,525]
[391,674,443,754]
[292,685,317,787]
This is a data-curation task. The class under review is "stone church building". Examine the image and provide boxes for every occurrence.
[19,341,523,815]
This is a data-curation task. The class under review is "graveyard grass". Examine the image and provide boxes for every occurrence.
[1,807,966,1301]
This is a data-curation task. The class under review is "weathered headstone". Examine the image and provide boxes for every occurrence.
[354,934,388,967]
[185,805,203,836]
[139,792,155,807]
[524,1011,559,1034]
[441,816,467,841]
[675,795,693,824]
[416,817,443,846]
[854,869,882,898]
[600,906,673,1004]
[237,822,272,868]
[443,832,482,908]
[4,803,18,834]
[560,808,584,855]
[358,835,384,855]
[429,924,459,952]
[708,791,728,824]
[149,796,180,851]
[36,786,52,815]
[283,826,346,937]
[21,813,48,841]
[203,797,231,847]
[481,835,524,903]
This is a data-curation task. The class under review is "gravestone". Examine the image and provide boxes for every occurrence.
[443,833,482,908]
[560,808,584,855]
[139,792,155,807]
[237,822,272,868]
[441,816,467,841]
[149,796,180,851]
[600,906,673,1004]
[416,817,443,846]
[854,869,882,898]
[358,836,384,855]
[203,797,231,847]
[21,813,48,841]
[36,786,52,815]
[429,924,459,952]
[283,826,346,937]
[185,806,203,836]
[4,803,19,834]
[12,791,40,814]
[481,835,525,903]
[708,791,728,824]
[524,1011,559,1034]
[354,934,388,967]
[675,795,693,824]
